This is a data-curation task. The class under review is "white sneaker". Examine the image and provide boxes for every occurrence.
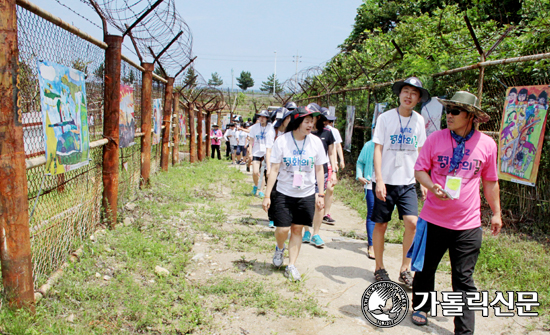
[272,245,285,267]
[284,265,301,281]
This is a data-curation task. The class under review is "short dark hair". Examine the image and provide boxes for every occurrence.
[509,88,517,95]
[285,115,314,133]
[519,88,528,95]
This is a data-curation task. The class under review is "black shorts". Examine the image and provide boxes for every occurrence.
[371,183,418,223]
[252,156,264,162]
[271,190,315,227]
[236,145,245,155]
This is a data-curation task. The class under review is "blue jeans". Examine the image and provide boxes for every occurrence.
[365,188,375,246]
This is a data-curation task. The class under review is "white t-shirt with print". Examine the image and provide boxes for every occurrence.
[237,130,248,146]
[328,125,342,144]
[248,123,275,157]
[271,132,328,198]
[372,108,426,185]
[226,129,238,146]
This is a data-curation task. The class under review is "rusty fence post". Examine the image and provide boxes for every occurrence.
[160,77,174,171]
[205,111,211,159]
[0,0,35,310]
[197,109,204,161]
[172,91,180,166]
[188,103,197,163]
[102,35,123,228]
[217,111,221,127]
[140,62,153,188]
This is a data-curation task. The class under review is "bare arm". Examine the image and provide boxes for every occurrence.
[414,170,448,201]
[315,164,325,210]
[337,142,345,170]
[417,146,428,200]
[262,163,280,212]
[265,148,272,175]
[482,179,502,236]
[373,143,386,201]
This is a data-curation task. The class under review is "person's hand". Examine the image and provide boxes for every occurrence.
[375,182,386,201]
[340,161,345,170]
[266,165,271,177]
[262,197,270,212]
[331,172,338,184]
[491,214,502,236]
[316,196,325,210]
[431,184,449,201]
[420,185,428,201]
[358,177,368,185]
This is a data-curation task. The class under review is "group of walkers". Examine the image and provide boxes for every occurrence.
[357,77,502,334]
[211,76,503,334]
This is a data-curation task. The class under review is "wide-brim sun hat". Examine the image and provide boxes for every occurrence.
[392,76,430,103]
[285,101,297,110]
[436,91,490,123]
[257,109,270,118]
[274,108,292,128]
[321,107,337,121]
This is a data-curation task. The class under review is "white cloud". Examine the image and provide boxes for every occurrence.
[39,63,56,81]
[69,68,81,82]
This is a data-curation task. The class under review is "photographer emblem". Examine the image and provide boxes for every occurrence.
[361,281,409,328]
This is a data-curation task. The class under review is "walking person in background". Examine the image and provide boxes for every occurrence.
[302,104,337,248]
[248,110,275,198]
[223,123,234,161]
[262,107,326,281]
[356,126,376,259]
[322,109,345,225]
[210,124,223,160]
[371,77,428,286]
[409,91,501,334]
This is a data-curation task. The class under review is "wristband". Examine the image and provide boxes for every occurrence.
[317,194,325,198]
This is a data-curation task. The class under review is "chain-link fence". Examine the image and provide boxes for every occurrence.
[13,5,169,289]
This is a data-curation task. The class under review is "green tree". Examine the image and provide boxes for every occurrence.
[260,74,283,94]
[184,68,197,88]
[208,72,223,86]
[154,67,166,78]
[236,71,254,91]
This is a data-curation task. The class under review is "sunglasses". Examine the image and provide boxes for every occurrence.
[446,108,464,116]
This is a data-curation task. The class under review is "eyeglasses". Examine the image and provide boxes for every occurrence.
[446,108,463,116]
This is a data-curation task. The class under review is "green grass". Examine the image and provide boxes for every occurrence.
[1,160,327,334]
[335,175,550,327]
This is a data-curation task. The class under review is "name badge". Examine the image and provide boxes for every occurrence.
[259,143,266,153]
[395,151,404,167]
[444,175,462,200]
[292,171,305,189]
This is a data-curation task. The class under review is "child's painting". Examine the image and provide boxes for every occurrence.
[498,85,549,186]
[37,60,90,175]
[119,84,135,148]
[152,99,162,145]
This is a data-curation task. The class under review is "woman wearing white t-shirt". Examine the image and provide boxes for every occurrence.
[262,107,327,281]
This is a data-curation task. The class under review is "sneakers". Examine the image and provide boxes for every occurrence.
[302,230,312,243]
[284,265,301,281]
[252,185,258,195]
[258,191,265,198]
[311,234,325,248]
[239,161,246,165]
[272,245,285,267]
[322,214,335,225]
[268,221,275,228]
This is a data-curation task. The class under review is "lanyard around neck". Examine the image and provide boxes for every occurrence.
[291,132,307,172]
[397,109,413,150]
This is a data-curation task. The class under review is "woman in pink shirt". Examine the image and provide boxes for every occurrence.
[210,124,223,160]
[410,91,502,334]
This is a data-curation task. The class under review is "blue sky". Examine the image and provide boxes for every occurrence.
[29,0,362,90]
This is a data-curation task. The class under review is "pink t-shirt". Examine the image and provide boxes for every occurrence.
[414,129,498,230]
[210,129,222,145]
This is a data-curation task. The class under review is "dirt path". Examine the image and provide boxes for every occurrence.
[187,163,544,334]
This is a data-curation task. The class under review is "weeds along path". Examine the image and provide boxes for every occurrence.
[1,160,544,334]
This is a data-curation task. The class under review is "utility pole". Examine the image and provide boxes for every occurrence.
[293,52,302,92]
[273,50,277,96]
[231,68,234,94]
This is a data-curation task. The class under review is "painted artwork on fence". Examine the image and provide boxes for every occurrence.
[329,106,336,118]
[152,99,162,145]
[119,84,135,148]
[372,102,388,128]
[421,98,443,137]
[344,105,355,152]
[179,113,186,144]
[37,60,90,175]
[498,85,549,186]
